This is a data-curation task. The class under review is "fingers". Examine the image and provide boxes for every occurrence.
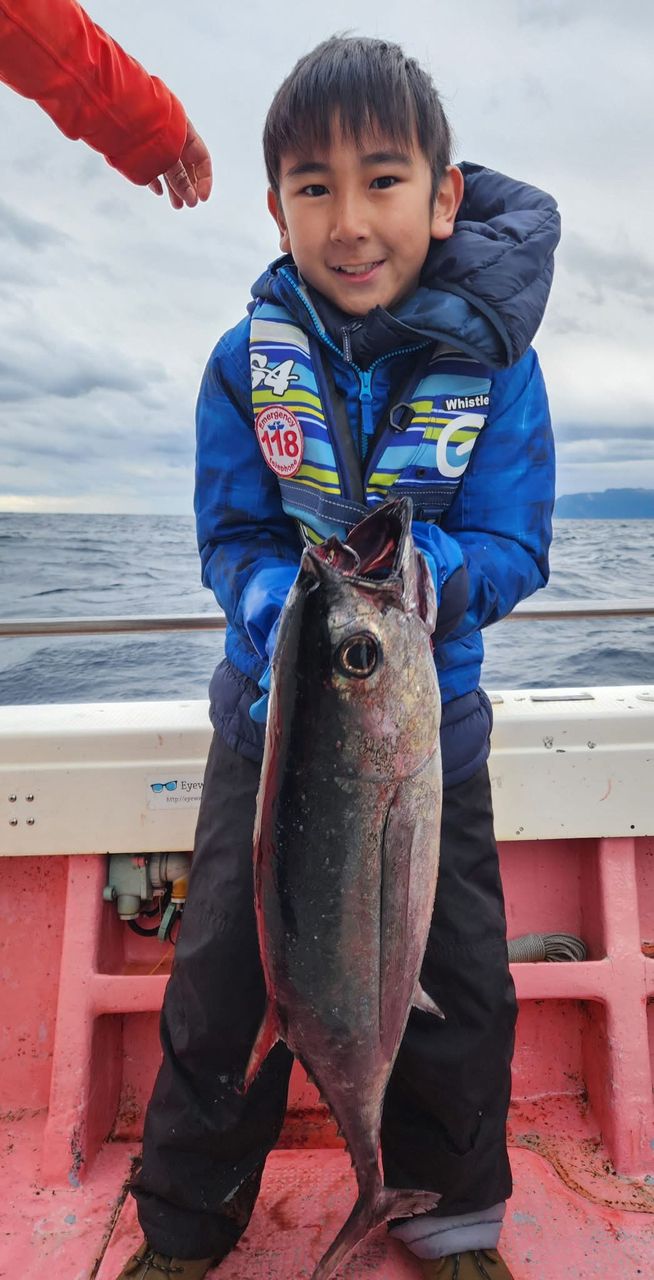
[156,120,213,210]
[182,120,213,202]
[163,159,198,208]
[193,152,213,204]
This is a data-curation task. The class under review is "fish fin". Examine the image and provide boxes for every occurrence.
[413,982,445,1019]
[241,1003,280,1093]
[311,1178,440,1280]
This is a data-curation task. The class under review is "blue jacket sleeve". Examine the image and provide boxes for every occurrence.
[412,347,554,638]
[194,317,302,659]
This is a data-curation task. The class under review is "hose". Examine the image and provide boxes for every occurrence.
[507,932,587,963]
[127,885,177,939]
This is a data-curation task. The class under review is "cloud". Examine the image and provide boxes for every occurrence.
[554,422,653,443]
[555,457,654,495]
[552,417,654,491]
[0,359,154,402]
[0,321,168,404]
[517,1,586,29]
[0,392,196,513]
[0,494,92,512]
[543,307,584,337]
[0,198,69,250]
[1,0,653,511]
[556,437,654,464]
[516,0,650,30]
[559,233,654,311]
[537,327,654,432]
[0,259,39,288]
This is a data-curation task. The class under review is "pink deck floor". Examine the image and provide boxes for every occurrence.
[2,835,654,1278]
[2,1114,654,1279]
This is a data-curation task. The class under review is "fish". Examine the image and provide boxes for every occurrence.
[245,497,444,1279]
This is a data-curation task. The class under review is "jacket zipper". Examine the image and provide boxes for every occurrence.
[359,344,431,485]
[341,325,353,363]
[358,369,374,459]
[279,267,430,494]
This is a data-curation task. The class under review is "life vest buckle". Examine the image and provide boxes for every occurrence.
[389,402,416,433]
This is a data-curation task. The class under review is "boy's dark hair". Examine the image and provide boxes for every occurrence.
[263,36,452,200]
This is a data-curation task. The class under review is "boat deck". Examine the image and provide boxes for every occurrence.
[2,688,654,1278]
[3,1111,654,1279]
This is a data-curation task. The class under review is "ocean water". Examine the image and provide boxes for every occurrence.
[0,514,652,705]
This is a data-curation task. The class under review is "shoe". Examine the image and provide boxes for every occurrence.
[115,1240,217,1279]
[421,1250,514,1280]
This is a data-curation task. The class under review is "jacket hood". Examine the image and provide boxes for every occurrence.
[251,162,560,370]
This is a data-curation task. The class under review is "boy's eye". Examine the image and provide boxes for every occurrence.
[301,183,329,197]
[371,175,398,190]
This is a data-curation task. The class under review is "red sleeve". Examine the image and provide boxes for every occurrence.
[0,0,187,184]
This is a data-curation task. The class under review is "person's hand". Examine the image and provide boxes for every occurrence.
[249,664,272,724]
[243,571,295,725]
[148,118,213,209]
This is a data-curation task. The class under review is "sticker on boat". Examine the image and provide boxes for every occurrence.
[147,775,204,810]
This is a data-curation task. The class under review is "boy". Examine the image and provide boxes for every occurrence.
[117,35,558,1280]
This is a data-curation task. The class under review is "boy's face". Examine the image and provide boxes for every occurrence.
[268,123,463,317]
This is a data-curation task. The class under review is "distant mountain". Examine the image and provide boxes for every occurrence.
[555,488,654,518]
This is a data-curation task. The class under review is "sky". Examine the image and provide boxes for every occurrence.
[1,0,653,512]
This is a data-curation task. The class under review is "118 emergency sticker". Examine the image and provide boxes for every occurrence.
[255,406,304,477]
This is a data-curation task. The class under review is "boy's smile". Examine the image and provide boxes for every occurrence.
[268,126,463,318]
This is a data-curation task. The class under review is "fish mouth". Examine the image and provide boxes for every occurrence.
[301,498,435,629]
[346,498,412,578]
[309,498,413,582]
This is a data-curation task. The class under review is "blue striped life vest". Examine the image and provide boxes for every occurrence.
[250,297,492,545]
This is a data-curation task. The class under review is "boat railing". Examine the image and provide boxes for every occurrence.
[1,597,654,637]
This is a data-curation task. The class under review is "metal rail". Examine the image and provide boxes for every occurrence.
[1,598,653,638]
[508,598,654,621]
[0,615,226,638]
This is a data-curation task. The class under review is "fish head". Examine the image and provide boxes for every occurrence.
[274,499,440,782]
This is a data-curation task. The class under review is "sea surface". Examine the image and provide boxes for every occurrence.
[0,514,652,705]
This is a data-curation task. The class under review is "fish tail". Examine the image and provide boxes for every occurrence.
[310,1176,440,1280]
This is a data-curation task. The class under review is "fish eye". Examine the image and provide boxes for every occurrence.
[335,633,380,679]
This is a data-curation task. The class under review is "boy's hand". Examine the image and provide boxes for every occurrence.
[412,521,469,642]
[250,664,272,723]
[247,602,287,725]
[148,118,213,208]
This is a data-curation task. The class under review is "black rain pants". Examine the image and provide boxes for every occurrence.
[132,731,517,1260]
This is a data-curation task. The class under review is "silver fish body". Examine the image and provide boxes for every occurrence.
[246,499,443,1278]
